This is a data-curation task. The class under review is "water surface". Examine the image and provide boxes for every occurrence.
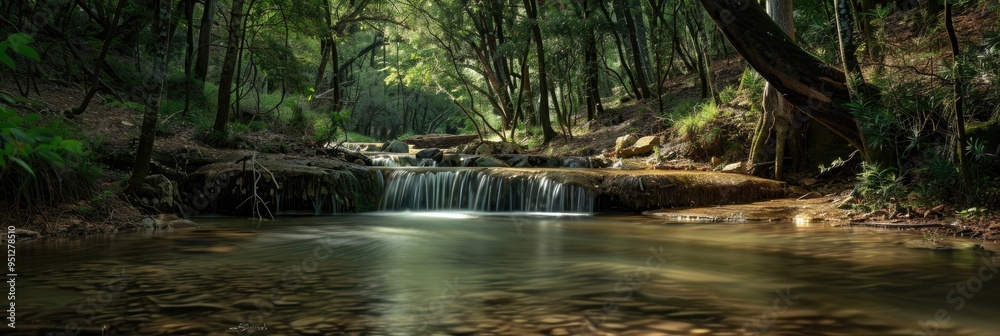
[17,213,1000,335]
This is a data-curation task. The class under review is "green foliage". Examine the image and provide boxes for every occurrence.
[737,68,765,106]
[0,34,84,178]
[0,33,40,69]
[674,101,720,140]
[855,162,905,211]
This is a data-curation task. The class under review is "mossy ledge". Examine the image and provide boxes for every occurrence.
[182,158,786,215]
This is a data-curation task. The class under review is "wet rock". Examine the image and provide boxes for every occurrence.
[475,156,510,167]
[382,140,410,153]
[416,148,444,161]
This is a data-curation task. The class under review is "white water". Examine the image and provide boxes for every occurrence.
[377,169,594,212]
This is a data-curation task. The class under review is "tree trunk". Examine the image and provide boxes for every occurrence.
[751,0,799,180]
[194,0,216,84]
[183,0,194,117]
[126,0,171,193]
[945,1,972,189]
[524,0,557,143]
[212,0,244,131]
[71,0,126,116]
[585,0,605,119]
[621,0,650,99]
[331,38,342,112]
[698,0,864,153]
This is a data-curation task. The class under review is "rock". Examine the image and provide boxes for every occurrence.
[618,136,660,158]
[464,141,523,155]
[141,217,156,229]
[614,134,638,152]
[382,140,410,153]
[160,219,199,229]
[402,134,478,148]
[475,156,510,167]
[801,177,818,186]
[138,175,177,213]
[789,185,809,196]
[13,229,40,239]
[710,156,722,166]
[721,162,744,174]
[416,148,444,161]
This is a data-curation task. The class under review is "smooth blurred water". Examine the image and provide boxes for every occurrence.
[15,213,1000,336]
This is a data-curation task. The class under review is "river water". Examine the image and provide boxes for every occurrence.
[16,213,1000,336]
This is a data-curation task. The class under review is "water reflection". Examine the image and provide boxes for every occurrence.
[14,213,1000,335]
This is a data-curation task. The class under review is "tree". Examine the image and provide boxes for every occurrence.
[126,0,171,193]
[70,0,127,116]
[525,0,558,143]
[213,0,246,131]
[194,0,217,85]
[698,0,865,155]
[749,0,800,180]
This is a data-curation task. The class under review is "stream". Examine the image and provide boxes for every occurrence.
[15,213,1000,335]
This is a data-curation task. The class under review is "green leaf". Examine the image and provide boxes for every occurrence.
[8,127,34,145]
[13,45,39,62]
[35,148,64,166]
[0,52,14,70]
[58,140,84,154]
[6,33,33,45]
[24,114,41,123]
[0,156,6,169]
[9,156,34,177]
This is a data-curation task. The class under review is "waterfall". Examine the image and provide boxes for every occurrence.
[378,169,594,213]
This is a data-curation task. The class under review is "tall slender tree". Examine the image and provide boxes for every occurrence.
[127,0,172,193]
[194,0,217,85]
[524,0,558,142]
[213,0,246,131]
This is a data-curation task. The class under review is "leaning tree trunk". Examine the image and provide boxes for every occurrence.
[126,0,171,193]
[698,0,864,154]
[749,0,800,180]
[213,0,245,131]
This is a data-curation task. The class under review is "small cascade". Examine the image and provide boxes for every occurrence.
[371,154,419,167]
[378,169,594,212]
[417,158,438,167]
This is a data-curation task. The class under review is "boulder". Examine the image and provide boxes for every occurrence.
[614,134,638,152]
[618,135,660,158]
[138,174,177,213]
[722,162,745,174]
[381,140,410,153]
[462,141,523,155]
[474,156,510,167]
[416,148,444,161]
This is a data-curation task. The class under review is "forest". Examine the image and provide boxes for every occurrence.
[6,1,1000,335]
[1,0,999,232]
